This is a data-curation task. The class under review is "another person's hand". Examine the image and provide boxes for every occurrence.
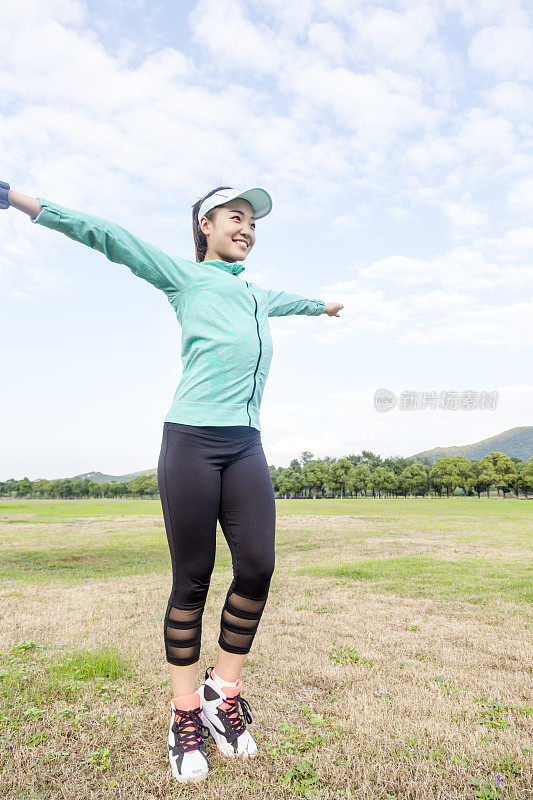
[0,181,10,210]
[324,302,344,317]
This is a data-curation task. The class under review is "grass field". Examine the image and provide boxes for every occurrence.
[0,497,531,799]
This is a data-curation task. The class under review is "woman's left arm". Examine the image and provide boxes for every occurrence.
[266,288,343,317]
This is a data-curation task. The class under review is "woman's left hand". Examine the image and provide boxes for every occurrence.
[324,302,344,317]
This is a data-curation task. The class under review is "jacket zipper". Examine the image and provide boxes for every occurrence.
[245,280,262,426]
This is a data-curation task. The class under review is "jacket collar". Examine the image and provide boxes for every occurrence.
[202,259,245,276]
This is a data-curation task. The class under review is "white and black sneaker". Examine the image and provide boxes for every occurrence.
[198,666,257,758]
[167,692,210,782]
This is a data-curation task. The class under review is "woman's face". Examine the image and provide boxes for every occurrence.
[200,198,256,262]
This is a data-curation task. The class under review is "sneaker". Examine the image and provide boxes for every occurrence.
[198,666,258,758]
[167,693,210,783]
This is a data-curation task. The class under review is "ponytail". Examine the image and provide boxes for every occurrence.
[192,186,233,262]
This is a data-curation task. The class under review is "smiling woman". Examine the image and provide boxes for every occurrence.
[191,185,268,262]
[2,177,344,783]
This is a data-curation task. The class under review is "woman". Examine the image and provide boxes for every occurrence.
[1,181,344,783]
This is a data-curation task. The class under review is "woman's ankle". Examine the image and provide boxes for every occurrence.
[168,659,199,698]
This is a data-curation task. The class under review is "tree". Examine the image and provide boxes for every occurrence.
[299,451,314,467]
[371,467,397,498]
[360,450,383,471]
[400,462,429,498]
[478,452,518,498]
[430,456,470,497]
[16,477,33,497]
[268,465,283,496]
[32,479,53,498]
[352,464,372,498]
[71,478,84,499]
[517,457,533,499]
[129,474,158,497]
[464,460,486,499]
[329,459,356,499]
[346,453,363,468]
[303,460,329,499]
[99,481,111,498]
[383,456,414,481]
[278,468,305,499]
[60,479,74,499]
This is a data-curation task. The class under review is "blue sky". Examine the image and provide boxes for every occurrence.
[1,0,532,480]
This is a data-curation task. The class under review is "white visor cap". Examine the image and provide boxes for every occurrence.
[197,187,272,224]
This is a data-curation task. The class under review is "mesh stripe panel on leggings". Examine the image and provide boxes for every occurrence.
[218,591,268,655]
[164,604,204,666]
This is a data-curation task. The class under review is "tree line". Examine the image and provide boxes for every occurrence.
[271,451,533,499]
[1,450,532,500]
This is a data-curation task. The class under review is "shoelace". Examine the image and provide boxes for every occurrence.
[219,694,253,738]
[172,708,210,753]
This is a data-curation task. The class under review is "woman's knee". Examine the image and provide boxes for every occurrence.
[170,567,214,608]
[236,555,275,598]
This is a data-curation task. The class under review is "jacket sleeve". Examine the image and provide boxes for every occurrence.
[266,287,325,317]
[30,198,200,300]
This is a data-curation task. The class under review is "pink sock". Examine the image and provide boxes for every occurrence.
[173,691,201,711]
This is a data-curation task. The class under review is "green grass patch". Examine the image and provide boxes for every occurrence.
[300,555,532,605]
[49,646,133,683]
[0,498,162,522]
[275,496,531,521]
[0,641,134,711]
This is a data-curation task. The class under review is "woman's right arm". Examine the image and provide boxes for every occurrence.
[7,189,41,218]
[6,188,200,300]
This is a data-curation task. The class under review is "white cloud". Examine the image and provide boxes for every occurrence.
[469,26,533,79]
[189,0,281,75]
[358,245,531,290]
[444,0,530,29]
[479,226,533,259]
[251,0,317,34]
[408,290,476,312]
[318,232,533,348]
[507,177,533,215]
[484,81,533,119]
[306,21,349,63]
[443,199,486,232]
[348,3,449,80]
[0,0,85,27]
[0,211,65,293]
[397,300,533,348]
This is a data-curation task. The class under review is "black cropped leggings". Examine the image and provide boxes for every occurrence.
[157,421,276,667]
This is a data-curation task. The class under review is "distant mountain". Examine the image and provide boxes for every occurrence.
[73,468,156,484]
[72,427,532,482]
[409,426,532,465]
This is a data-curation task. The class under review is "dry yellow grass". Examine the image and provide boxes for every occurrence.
[0,502,531,799]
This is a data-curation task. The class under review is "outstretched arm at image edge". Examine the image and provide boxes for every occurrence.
[266,288,325,317]
[23,195,199,298]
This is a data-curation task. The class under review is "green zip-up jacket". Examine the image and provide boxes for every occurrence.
[31,199,325,431]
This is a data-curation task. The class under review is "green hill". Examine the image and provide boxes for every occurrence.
[73,427,532,481]
[409,426,532,465]
[73,468,156,484]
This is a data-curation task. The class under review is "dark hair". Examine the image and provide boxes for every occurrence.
[192,186,233,262]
